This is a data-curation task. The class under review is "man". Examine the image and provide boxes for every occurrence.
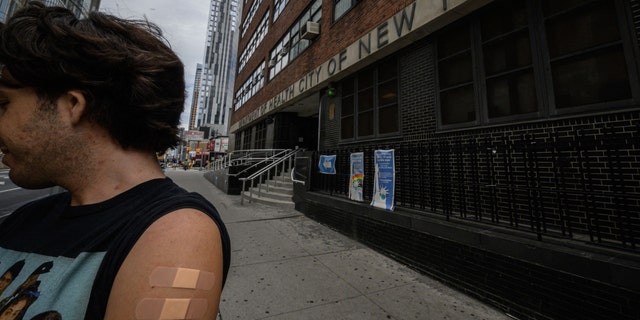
[0,2,230,319]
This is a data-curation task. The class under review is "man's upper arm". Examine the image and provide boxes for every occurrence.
[104,208,224,320]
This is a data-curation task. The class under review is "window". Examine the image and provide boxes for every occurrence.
[254,121,267,149]
[341,57,399,140]
[235,131,243,150]
[238,12,269,72]
[481,0,537,120]
[242,128,252,150]
[436,0,639,129]
[235,62,266,110]
[0,0,9,21]
[273,0,290,21]
[542,0,632,110]
[378,59,400,134]
[268,0,321,79]
[334,0,357,21]
[437,21,475,126]
[241,0,263,38]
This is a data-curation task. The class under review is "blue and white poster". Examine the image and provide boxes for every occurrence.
[349,152,364,202]
[318,155,336,174]
[371,149,395,211]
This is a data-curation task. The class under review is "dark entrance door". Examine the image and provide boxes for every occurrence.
[273,113,318,150]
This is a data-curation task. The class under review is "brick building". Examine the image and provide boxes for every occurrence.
[230,0,640,319]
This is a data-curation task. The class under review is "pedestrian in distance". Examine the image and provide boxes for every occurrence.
[0,2,230,319]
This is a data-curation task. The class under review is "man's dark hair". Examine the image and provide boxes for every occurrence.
[0,1,185,153]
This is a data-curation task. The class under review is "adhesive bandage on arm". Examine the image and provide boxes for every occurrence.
[149,267,215,290]
[135,298,208,319]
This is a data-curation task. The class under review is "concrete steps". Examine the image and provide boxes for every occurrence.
[242,171,294,208]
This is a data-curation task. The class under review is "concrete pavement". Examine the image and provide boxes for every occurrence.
[166,169,513,320]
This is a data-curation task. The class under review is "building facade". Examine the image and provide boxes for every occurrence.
[189,63,204,130]
[231,0,640,319]
[197,0,241,139]
[1,0,99,21]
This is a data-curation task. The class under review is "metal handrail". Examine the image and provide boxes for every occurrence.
[243,150,296,180]
[209,149,288,174]
[230,149,289,177]
[290,155,310,185]
[239,148,302,205]
[291,167,306,185]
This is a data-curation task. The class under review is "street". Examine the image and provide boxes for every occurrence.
[0,169,60,221]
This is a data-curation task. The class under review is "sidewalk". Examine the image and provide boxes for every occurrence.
[167,170,512,320]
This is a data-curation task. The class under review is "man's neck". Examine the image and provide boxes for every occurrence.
[65,147,165,206]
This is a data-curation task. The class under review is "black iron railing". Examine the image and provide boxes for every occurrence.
[311,125,640,251]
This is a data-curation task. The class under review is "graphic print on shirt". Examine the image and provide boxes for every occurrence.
[0,248,105,320]
[0,260,52,319]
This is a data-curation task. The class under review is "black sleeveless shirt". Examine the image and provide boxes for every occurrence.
[0,178,230,319]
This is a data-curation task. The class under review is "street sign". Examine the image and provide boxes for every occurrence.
[184,130,204,141]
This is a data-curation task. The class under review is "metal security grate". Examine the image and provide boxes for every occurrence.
[311,121,640,251]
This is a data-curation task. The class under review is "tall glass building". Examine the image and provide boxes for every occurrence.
[0,0,100,22]
[197,0,240,138]
[189,63,204,130]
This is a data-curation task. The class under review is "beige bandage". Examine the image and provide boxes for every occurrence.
[149,267,215,290]
[135,298,208,319]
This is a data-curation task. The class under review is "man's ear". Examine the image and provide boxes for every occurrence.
[62,90,87,125]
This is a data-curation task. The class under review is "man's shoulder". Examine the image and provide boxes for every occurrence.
[115,178,217,218]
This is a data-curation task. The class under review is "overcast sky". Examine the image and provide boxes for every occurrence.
[99,0,211,128]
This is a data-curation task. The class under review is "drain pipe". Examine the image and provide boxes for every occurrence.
[317,95,325,152]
